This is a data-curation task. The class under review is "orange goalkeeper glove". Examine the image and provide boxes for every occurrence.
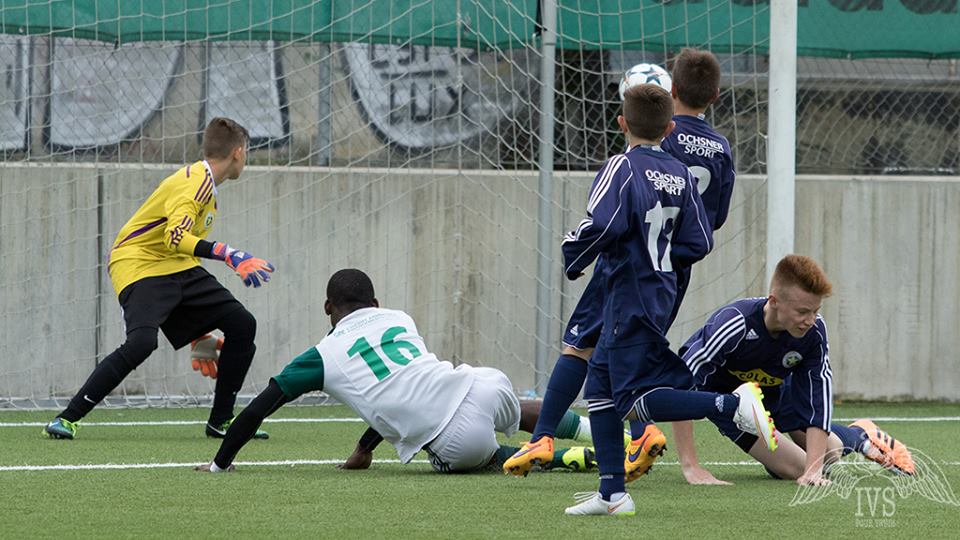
[211,242,275,288]
[191,333,223,379]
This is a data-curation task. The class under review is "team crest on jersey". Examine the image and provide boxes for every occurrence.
[728,368,782,387]
[204,212,215,229]
[782,351,803,368]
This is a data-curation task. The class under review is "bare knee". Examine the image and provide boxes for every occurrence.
[561,345,592,361]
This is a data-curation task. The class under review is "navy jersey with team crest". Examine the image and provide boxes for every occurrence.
[679,297,833,431]
[661,114,735,231]
[562,146,713,347]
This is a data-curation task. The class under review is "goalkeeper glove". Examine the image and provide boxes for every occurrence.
[211,242,275,288]
[191,333,223,379]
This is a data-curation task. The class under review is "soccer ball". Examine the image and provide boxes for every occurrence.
[618,63,672,100]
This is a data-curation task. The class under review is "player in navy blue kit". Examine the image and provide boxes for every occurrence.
[504,49,737,483]
[622,48,739,472]
[660,47,735,329]
[672,255,915,486]
[556,84,777,517]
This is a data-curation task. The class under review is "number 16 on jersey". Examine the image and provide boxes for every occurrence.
[347,326,423,381]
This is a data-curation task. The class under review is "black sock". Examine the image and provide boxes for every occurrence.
[208,308,257,425]
[60,328,157,422]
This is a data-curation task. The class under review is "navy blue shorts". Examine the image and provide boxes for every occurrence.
[707,380,814,452]
[584,342,694,419]
[562,271,604,350]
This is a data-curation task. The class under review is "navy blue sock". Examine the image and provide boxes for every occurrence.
[830,423,867,456]
[532,355,588,440]
[635,388,737,423]
[628,420,651,439]
[588,407,626,499]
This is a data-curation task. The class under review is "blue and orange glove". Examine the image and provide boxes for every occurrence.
[211,242,275,287]
[191,333,223,379]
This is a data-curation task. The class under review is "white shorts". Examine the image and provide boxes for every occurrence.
[424,366,520,473]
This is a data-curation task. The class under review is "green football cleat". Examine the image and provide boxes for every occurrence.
[544,446,596,472]
[205,418,269,440]
[561,446,596,472]
[44,417,79,440]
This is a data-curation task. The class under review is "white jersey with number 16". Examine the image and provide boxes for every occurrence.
[315,307,475,463]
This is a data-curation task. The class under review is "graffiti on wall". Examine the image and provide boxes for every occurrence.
[343,43,526,149]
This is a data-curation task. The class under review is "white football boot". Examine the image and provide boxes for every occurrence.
[732,382,778,452]
[564,492,635,516]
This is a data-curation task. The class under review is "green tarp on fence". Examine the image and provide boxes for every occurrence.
[2,1,958,58]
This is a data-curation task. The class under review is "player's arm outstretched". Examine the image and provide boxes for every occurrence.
[162,177,275,288]
[671,420,731,485]
[562,155,632,279]
[674,307,746,484]
[195,379,290,472]
[338,427,385,470]
[789,320,834,486]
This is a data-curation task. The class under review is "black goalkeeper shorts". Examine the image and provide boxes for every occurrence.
[117,266,246,349]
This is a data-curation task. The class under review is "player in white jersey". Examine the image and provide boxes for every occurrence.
[196,269,595,474]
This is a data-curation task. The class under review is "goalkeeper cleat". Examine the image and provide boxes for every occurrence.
[44,417,78,440]
[205,418,269,440]
[732,382,778,452]
[624,423,667,483]
[502,436,554,477]
[849,419,915,476]
[564,492,635,517]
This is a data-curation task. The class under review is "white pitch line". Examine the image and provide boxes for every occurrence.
[1,416,957,428]
[0,459,425,472]
[832,417,960,422]
[0,418,365,428]
[2,459,959,473]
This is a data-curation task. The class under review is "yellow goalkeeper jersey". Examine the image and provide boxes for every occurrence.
[108,161,219,297]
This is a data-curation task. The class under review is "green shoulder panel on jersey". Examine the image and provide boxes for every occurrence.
[272,347,324,400]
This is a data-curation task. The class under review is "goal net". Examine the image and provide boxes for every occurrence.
[1,1,957,407]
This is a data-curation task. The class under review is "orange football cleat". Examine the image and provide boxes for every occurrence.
[849,419,915,475]
[503,436,555,477]
[624,423,667,482]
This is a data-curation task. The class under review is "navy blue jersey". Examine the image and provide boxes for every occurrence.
[679,297,833,431]
[661,115,736,231]
[562,146,713,346]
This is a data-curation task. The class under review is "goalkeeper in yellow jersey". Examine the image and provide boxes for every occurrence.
[44,118,275,441]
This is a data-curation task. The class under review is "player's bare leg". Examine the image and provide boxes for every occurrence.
[747,429,843,480]
[747,431,806,480]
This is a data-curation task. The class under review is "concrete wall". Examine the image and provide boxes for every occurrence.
[2,164,958,404]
